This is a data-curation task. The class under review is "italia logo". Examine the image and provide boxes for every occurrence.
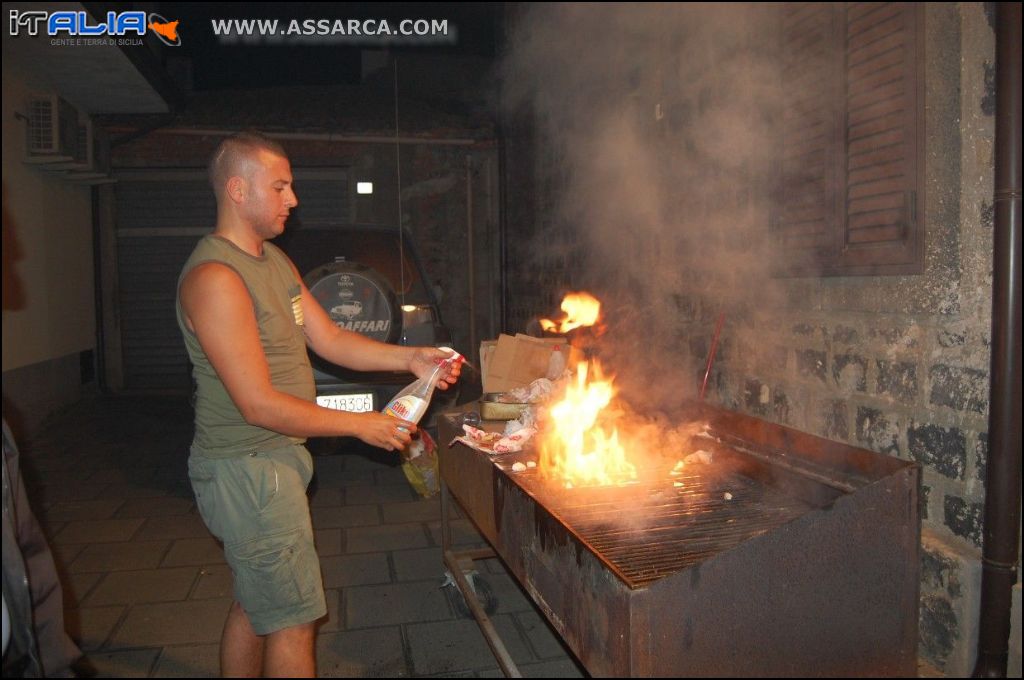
[8,10,182,46]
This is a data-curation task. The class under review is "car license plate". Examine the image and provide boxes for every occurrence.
[317,393,374,413]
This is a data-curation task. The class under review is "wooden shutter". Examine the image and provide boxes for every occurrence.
[773,3,839,271]
[772,2,924,276]
[837,2,924,273]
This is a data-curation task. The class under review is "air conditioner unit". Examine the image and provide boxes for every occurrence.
[24,93,82,164]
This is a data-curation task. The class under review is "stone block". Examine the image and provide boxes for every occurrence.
[832,324,859,345]
[743,378,769,416]
[974,432,988,487]
[833,354,867,392]
[820,399,849,441]
[877,360,919,403]
[855,406,901,456]
[796,349,827,383]
[908,424,966,479]
[937,329,966,348]
[919,531,982,677]
[928,365,988,413]
[943,495,984,547]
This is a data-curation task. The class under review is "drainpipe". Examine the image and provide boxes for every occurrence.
[466,155,477,362]
[973,2,1022,677]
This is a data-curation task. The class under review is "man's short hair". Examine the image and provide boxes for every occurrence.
[208,131,288,195]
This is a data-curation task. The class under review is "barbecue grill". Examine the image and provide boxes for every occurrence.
[438,402,920,677]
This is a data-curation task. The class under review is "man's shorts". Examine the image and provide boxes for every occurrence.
[187,442,326,635]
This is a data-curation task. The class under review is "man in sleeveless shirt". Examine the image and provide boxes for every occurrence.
[176,132,459,677]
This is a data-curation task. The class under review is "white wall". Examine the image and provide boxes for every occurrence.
[2,60,96,372]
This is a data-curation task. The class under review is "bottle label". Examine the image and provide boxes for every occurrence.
[384,395,427,423]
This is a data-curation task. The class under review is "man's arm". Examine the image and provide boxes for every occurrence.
[179,262,414,450]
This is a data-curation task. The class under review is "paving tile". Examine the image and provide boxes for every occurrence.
[114,496,195,519]
[315,626,407,678]
[407,615,534,676]
[346,581,452,628]
[311,504,380,529]
[85,566,199,605]
[426,518,487,548]
[138,514,212,540]
[151,643,221,678]
[40,498,125,523]
[479,658,586,678]
[481,570,535,614]
[320,552,391,589]
[108,598,232,648]
[392,547,447,582]
[189,564,234,600]
[319,588,342,633]
[346,483,418,505]
[102,481,183,499]
[51,541,86,570]
[346,523,429,553]
[161,536,226,567]
[64,605,125,651]
[381,498,442,525]
[86,467,155,486]
[52,518,145,544]
[68,540,170,573]
[314,528,344,556]
[373,464,410,485]
[82,648,161,678]
[309,452,348,477]
[64,571,103,608]
[341,452,395,472]
[36,483,110,503]
[309,486,345,507]
[516,610,573,660]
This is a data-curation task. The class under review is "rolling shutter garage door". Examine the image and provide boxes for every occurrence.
[114,168,349,391]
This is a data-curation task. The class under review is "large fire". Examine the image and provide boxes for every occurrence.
[536,292,638,488]
[538,359,638,487]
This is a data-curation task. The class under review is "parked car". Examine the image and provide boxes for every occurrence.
[277,225,454,421]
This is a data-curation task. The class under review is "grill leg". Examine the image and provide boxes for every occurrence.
[439,477,522,678]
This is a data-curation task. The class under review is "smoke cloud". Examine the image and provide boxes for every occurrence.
[502,3,801,415]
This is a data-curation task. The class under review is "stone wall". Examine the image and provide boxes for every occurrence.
[501,3,1009,674]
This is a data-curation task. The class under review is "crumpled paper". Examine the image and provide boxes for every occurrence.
[504,378,555,404]
[451,423,537,455]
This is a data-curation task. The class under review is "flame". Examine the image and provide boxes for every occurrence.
[538,360,637,487]
[539,292,601,333]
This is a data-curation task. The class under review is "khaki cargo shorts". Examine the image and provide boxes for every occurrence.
[188,442,326,635]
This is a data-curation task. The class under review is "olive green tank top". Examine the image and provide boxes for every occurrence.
[175,235,315,457]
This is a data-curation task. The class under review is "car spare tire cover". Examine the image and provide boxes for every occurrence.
[303,261,401,344]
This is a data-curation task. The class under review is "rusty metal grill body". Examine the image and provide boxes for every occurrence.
[439,402,920,677]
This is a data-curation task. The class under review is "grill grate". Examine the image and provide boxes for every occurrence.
[512,460,818,588]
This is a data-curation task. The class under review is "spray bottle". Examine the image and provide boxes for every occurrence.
[383,347,462,447]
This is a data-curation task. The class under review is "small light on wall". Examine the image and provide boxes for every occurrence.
[357,182,374,194]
